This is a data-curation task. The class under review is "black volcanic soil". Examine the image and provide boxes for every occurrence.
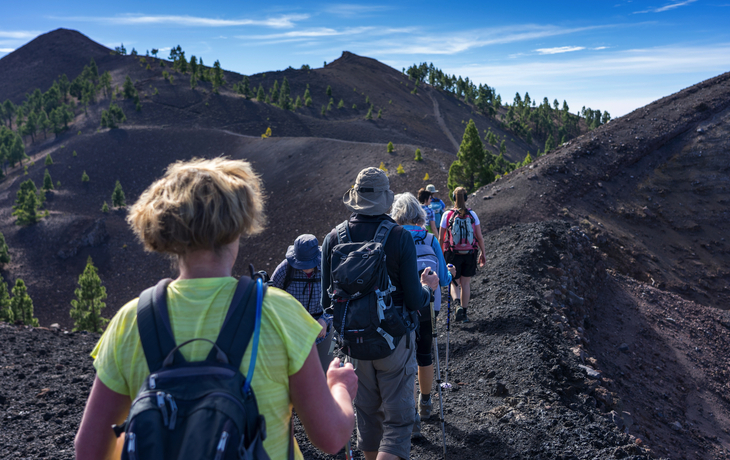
[3,222,729,459]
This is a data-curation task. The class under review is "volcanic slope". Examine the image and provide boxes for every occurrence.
[0,28,587,327]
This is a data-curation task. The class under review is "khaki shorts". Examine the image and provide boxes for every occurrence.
[354,331,417,459]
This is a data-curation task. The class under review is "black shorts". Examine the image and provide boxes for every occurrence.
[415,309,439,367]
[445,250,477,279]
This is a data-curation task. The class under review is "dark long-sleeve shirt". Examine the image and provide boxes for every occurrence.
[321,213,431,313]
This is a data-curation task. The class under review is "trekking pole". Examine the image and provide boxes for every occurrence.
[342,357,358,460]
[431,302,447,458]
[443,284,452,388]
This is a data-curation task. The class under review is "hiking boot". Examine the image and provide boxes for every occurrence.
[412,411,423,439]
[418,393,433,419]
[454,306,466,322]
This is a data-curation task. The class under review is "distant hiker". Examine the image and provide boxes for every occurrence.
[426,184,446,230]
[271,234,334,374]
[322,167,438,460]
[75,158,357,460]
[391,192,455,439]
[417,187,439,235]
[438,186,486,323]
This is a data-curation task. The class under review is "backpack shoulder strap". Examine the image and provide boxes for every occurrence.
[210,276,259,370]
[336,220,350,244]
[372,220,396,245]
[283,262,293,291]
[137,278,182,373]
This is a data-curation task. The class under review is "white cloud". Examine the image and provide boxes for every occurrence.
[633,0,698,13]
[0,48,15,53]
[593,46,609,50]
[240,26,374,40]
[49,14,309,29]
[325,4,392,17]
[535,46,586,55]
[0,31,40,39]
[365,24,610,55]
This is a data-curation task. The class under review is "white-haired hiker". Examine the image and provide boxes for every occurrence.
[391,192,455,439]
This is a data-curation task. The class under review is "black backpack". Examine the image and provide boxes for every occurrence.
[328,220,413,360]
[114,272,294,460]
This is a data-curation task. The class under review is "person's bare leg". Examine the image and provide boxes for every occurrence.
[450,279,460,301]
[418,364,433,399]
[461,276,471,308]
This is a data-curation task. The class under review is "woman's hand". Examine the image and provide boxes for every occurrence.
[447,264,456,278]
[420,267,439,291]
[317,317,328,339]
[478,252,486,267]
[327,358,358,401]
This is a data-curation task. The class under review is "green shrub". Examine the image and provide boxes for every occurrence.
[81,171,89,182]
[10,279,38,327]
[45,154,53,165]
[387,142,394,153]
[414,148,422,161]
[70,256,108,333]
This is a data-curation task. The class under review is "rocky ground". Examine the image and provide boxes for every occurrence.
[4,221,727,459]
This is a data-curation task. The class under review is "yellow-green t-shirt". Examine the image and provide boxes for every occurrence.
[91,277,321,460]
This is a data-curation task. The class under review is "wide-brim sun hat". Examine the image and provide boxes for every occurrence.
[343,167,394,216]
[426,184,439,194]
[286,234,321,270]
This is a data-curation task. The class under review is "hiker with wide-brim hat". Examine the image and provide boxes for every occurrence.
[272,234,334,374]
[76,158,357,459]
[322,166,439,460]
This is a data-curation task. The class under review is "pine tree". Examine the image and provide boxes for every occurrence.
[377,109,382,119]
[379,162,388,172]
[256,85,265,101]
[123,76,136,99]
[242,76,250,97]
[414,148,422,161]
[522,153,533,166]
[279,77,291,110]
[423,173,430,181]
[10,279,38,327]
[365,106,373,120]
[387,142,394,153]
[190,73,197,89]
[337,99,344,109]
[81,171,89,183]
[396,164,405,175]
[212,60,225,92]
[544,134,554,154]
[499,140,507,156]
[303,86,312,107]
[320,105,326,115]
[12,179,40,225]
[43,169,53,190]
[294,96,302,109]
[326,85,332,97]
[101,201,109,213]
[270,80,280,104]
[447,119,490,193]
[111,180,126,207]
[44,154,53,165]
[0,231,10,265]
[0,275,11,323]
[70,257,108,333]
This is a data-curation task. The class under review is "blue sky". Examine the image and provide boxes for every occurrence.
[1,1,729,116]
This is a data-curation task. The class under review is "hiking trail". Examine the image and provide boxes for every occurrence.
[429,88,460,153]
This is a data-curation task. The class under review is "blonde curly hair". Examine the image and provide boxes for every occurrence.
[127,158,266,255]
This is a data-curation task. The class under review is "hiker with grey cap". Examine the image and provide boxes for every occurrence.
[272,234,334,374]
[322,167,439,460]
[426,184,446,229]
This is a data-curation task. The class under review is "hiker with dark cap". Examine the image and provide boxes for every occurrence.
[426,184,445,229]
[75,158,357,460]
[272,234,334,374]
[322,167,439,460]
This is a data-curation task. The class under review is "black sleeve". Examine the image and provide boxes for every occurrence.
[397,228,431,312]
[321,230,336,312]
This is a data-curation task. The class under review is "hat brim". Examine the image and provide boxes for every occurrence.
[286,245,321,270]
[343,188,394,216]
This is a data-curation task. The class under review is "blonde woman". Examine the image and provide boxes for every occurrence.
[438,187,486,323]
[75,158,357,460]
